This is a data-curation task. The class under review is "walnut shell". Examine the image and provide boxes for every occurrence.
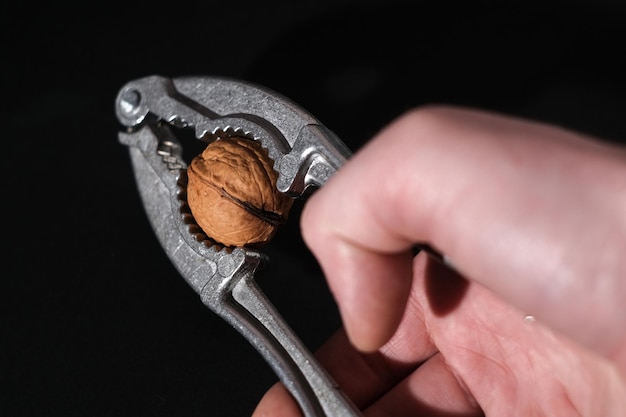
[186,136,293,248]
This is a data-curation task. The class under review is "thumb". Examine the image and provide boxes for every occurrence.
[302,105,626,360]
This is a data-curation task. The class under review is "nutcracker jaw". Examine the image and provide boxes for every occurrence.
[116,75,352,198]
[115,75,362,417]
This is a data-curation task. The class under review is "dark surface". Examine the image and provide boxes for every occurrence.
[3,1,626,416]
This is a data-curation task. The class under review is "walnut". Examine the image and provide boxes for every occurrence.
[186,136,293,248]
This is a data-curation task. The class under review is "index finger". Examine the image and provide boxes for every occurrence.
[302,105,626,363]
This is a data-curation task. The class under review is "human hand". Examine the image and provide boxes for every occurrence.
[253,106,626,416]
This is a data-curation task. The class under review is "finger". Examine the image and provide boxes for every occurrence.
[252,261,481,417]
[253,254,439,416]
[311,254,479,413]
[252,353,482,417]
[307,237,415,352]
[251,382,302,417]
[302,105,626,360]
[413,256,626,416]
[364,353,481,417]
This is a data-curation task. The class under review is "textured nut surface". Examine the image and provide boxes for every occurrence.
[186,136,293,248]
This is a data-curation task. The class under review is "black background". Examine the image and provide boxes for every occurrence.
[3,1,626,416]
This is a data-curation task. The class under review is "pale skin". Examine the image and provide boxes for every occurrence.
[252,106,626,416]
